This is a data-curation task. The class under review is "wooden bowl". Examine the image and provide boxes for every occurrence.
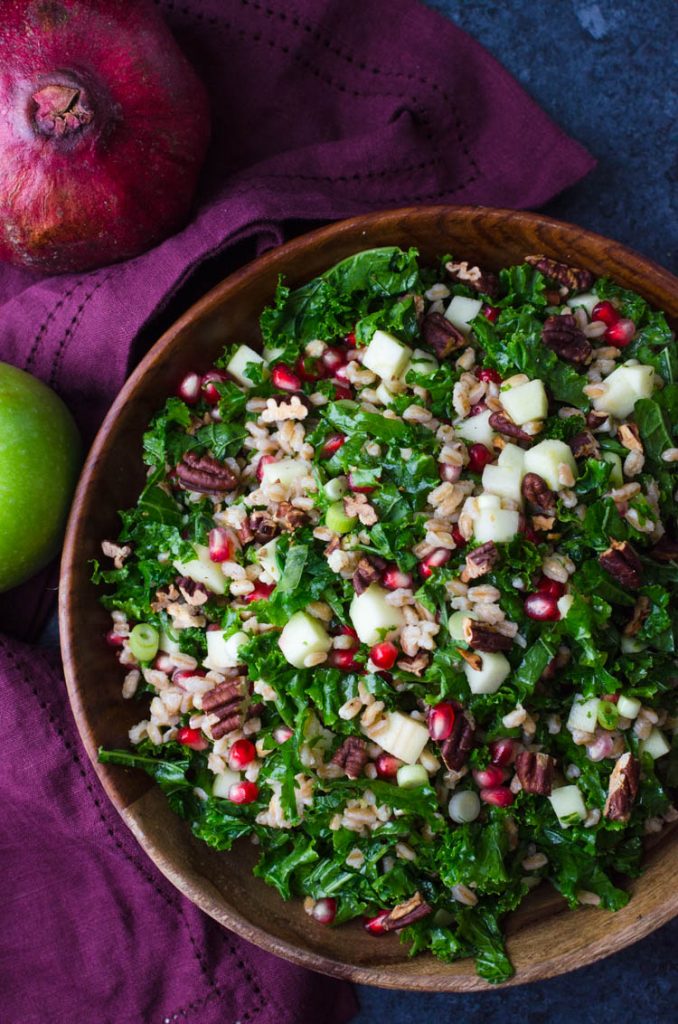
[60,206,678,990]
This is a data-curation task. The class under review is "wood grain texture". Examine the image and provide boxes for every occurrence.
[59,206,678,990]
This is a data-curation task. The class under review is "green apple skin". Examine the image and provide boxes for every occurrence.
[0,362,81,592]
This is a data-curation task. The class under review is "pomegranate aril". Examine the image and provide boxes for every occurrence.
[271,364,301,391]
[489,738,516,766]
[256,454,277,482]
[322,347,347,374]
[244,582,275,603]
[475,365,501,383]
[347,473,375,494]
[469,402,487,417]
[364,911,391,935]
[346,331,357,348]
[382,566,413,590]
[536,575,566,599]
[173,668,206,687]
[605,318,636,347]
[439,462,462,483]
[481,306,500,324]
[201,370,228,405]
[228,738,256,769]
[328,649,362,672]
[374,753,401,779]
[105,629,126,647]
[334,383,353,401]
[473,765,506,789]
[334,363,351,384]
[452,526,467,549]
[370,641,398,670]
[524,592,561,621]
[177,371,202,404]
[428,702,456,742]
[591,300,620,326]
[480,786,514,807]
[177,726,208,751]
[208,527,234,563]
[228,781,259,805]
[340,624,359,642]
[321,433,346,457]
[274,725,293,744]
[153,652,175,673]
[419,548,451,579]
[295,354,322,382]
[467,443,493,474]
[311,898,337,925]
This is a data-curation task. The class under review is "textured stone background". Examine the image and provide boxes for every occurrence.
[355,0,677,1018]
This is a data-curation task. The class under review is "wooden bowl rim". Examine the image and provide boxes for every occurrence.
[60,205,678,990]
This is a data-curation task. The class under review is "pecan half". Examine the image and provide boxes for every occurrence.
[439,708,475,771]
[488,411,533,443]
[524,254,594,295]
[604,752,640,822]
[396,652,430,676]
[249,510,278,543]
[521,472,557,514]
[101,539,132,569]
[275,501,307,532]
[464,620,513,653]
[569,430,600,460]
[445,259,500,299]
[514,751,556,795]
[461,541,499,581]
[586,410,609,432]
[421,312,466,358]
[381,892,432,932]
[352,555,385,595]
[542,314,592,365]
[150,583,179,612]
[331,736,368,779]
[650,536,678,563]
[618,422,643,452]
[202,679,246,739]
[599,539,643,589]
[623,595,651,636]
[176,452,238,494]
[176,576,209,607]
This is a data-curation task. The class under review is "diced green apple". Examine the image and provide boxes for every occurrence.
[362,330,412,380]
[397,764,429,788]
[225,344,264,388]
[205,629,248,670]
[278,611,332,668]
[349,583,404,645]
[375,381,396,405]
[444,295,483,334]
[325,500,357,534]
[481,463,523,504]
[557,594,574,619]
[456,409,494,447]
[174,544,226,595]
[567,695,600,733]
[369,710,429,764]
[257,537,280,581]
[324,476,349,501]
[212,769,241,798]
[523,439,577,492]
[463,650,510,694]
[617,694,641,719]
[448,609,477,642]
[261,457,310,489]
[473,503,520,543]
[602,451,623,488]
[158,631,181,655]
[549,785,587,827]
[499,378,548,425]
[405,350,439,379]
[640,728,671,759]
[593,362,657,419]
[497,443,525,472]
[262,344,285,363]
[566,292,599,316]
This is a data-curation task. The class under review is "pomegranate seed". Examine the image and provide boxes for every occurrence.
[370,641,398,670]
[228,781,259,805]
[346,331,357,348]
[452,526,466,549]
[105,630,125,647]
[321,433,346,457]
[364,911,391,935]
[334,363,350,384]
[419,548,451,579]
[475,366,501,383]
[328,649,362,672]
[347,473,375,493]
[295,354,322,382]
[374,753,401,779]
[177,371,202,404]
[229,738,256,769]
[382,565,414,590]
[428,702,456,742]
[489,738,516,766]
[469,401,487,416]
[467,443,494,474]
[586,732,615,762]
[177,726,208,751]
[473,765,506,788]
[522,525,541,544]
[173,668,206,687]
[602,693,619,704]
[480,786,514,807]
[321,347,347,374]
[201,370,228,404]
[340,624,359,642]
[311,898,337,925]
[524,592,561,621]
[208,527,234,563]
[274,725,293,744]
[591,300,620,326]
[334,383,353,401]
[256,454,277,482]
[605,318,636,347]
[244,582,275,603]
[271,364,302,391]
[439,462,462,482]
[536,575,566,599]
[481,306,500,324]
[153,652,175,673]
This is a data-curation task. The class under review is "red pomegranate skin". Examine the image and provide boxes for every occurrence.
[0,0,211,273]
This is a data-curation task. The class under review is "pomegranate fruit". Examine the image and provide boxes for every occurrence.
[479,786,514,807]
[489,738,516,766]
[419,548,451,578]
[524,592,561,621]
[467,443,494,474]
[370,641,398,670]
[228,781,259,805]
[0,0,210,273]
[591,300,620,326]
[311,898,337,925]
[428,702,456,742]
[228,738,256,769]
[176,727,208,751]
[374,753,401,779]
[473,765,505,789]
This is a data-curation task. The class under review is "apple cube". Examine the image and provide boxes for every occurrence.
[362,330,412,380]
[367,710,429,765]
[261,457,310,490]
[278,611,332,669]
[174,544,226,595]
[566,292,599,316]
[350,583,405,646]
[324,476,348,501]
[473,505,520,544]
[602,451,623,488]
[375,381,396,406]
[262,344,284,363]
[204,629,248,670]
[257,537,280,582]
[444,295,482,334]
[158,631,181,656]
[567,695,600,733]
[557,594,574,619]
[463,651,510,694]
[523,439,577,492]
[499,379,548,425]
[226,344,264,388]
[549,785,587,827]
[617,694,641,719]
[482,463,523,504]
[212,769,241,798]
[497,443,525,472]
[593,362,657,419]
[640,728,671,760]
[456,408,494,447]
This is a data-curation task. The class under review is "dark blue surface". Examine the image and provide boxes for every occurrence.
[355,0,677,1018]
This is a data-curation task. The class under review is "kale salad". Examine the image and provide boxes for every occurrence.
[95,246,678,983]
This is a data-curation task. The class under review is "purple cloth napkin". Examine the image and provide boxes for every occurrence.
[0,1,595,1021]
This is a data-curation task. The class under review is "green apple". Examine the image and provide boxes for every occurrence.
[0,362,80,592]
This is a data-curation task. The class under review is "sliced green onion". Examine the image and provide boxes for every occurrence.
[597,700,620,731]
[129,623,160,662]
[397,764,429,789]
